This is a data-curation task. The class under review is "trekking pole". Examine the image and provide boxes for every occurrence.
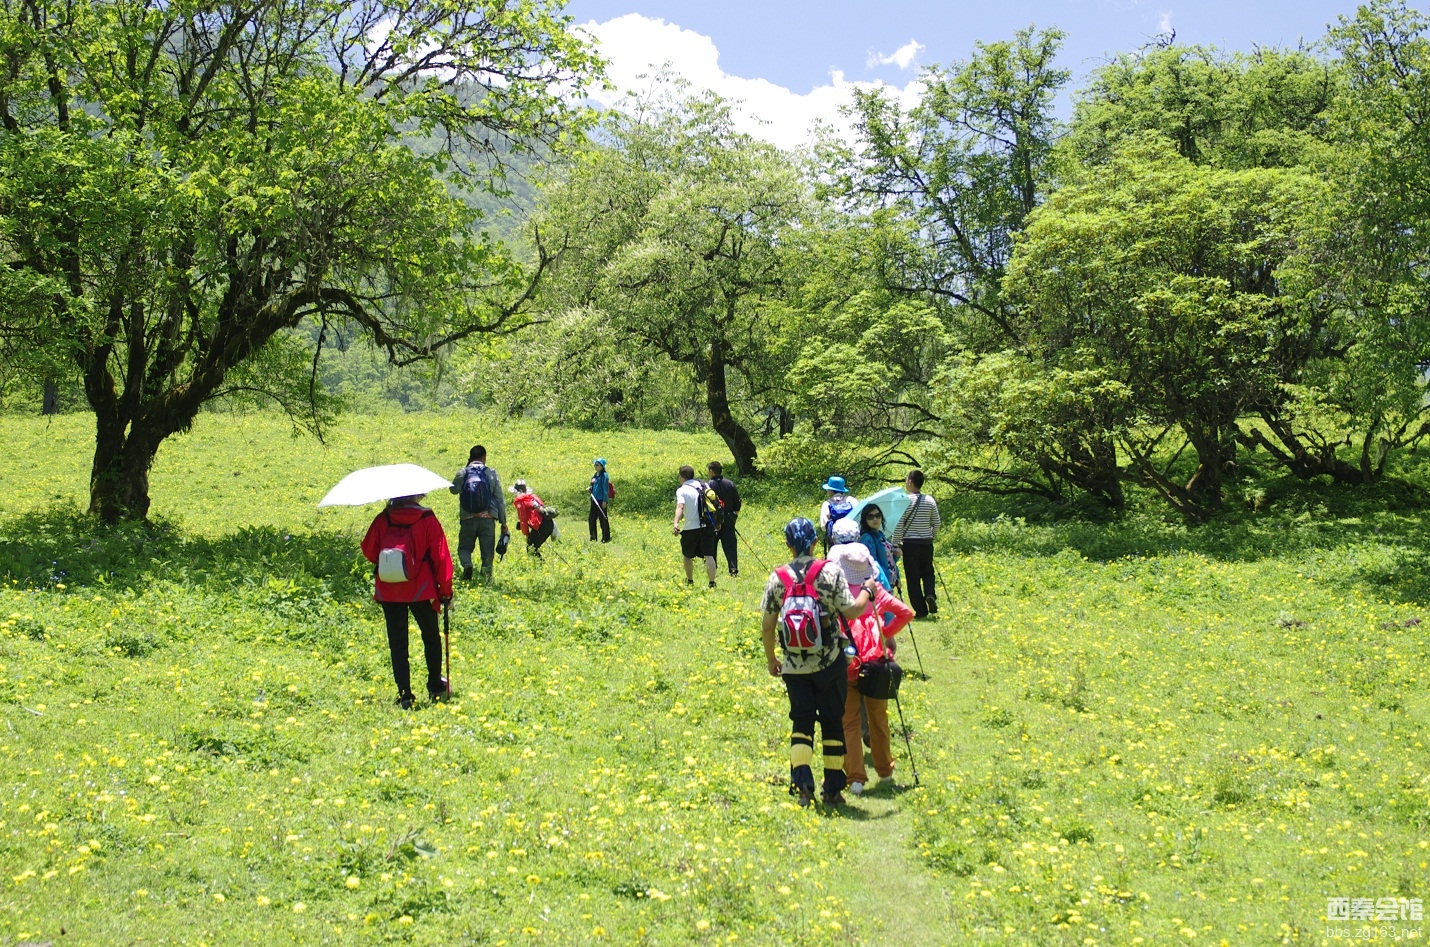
[892,691,920,787]
[734,527,771,574]
[934,561,956,630]
[442,600,452,699]
[589,489,611,534]
[902,620,926,679]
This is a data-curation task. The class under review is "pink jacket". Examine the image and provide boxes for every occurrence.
[845,584,915,683]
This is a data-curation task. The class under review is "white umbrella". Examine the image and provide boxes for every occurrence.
[318,464,452,507]
[849,486,913,533]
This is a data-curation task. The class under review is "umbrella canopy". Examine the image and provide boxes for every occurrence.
[318,464,452,507]
[848,486,913,534]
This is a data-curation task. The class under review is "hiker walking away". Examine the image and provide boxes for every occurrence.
[511,479,556,558]
[827,518,914,794]
[706,460,742,577]
[450,445,509,583]
[858,503,899,593]
[588,458,613,543]
[818,476,856,554]
[761,517,876,807]
[891,469,942,619]
[361,494,455,709]
[673,464,718,588]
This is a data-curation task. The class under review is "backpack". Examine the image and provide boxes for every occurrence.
[823,496,854,551]
[459,463,493,516]
[776,560,835,658]
[376,510,435,584]
[694,480,726,532]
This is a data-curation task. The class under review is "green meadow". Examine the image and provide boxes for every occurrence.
[1,410,1428,946]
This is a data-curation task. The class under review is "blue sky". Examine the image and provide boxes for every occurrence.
[565,0,1361,147]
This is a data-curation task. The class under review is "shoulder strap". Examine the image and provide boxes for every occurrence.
[776,564,799,596]
[894,495,919,534]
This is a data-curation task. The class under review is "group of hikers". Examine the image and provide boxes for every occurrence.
[358,444,944,807]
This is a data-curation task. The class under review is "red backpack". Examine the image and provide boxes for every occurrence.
[776,560,833,658]
[376,509,435,584]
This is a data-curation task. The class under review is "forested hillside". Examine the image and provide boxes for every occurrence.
[6,1,1430,523]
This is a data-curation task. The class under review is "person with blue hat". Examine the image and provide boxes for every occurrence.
[588,458,613,542]
[818,475,857,554]
[760,517,877,807]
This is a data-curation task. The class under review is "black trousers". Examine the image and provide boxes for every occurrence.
[902,539,937,617]
[713,514,738,574]
[783,658,848,795]
[588,499,610,541]
[527,517,554,553]
[381,600,443,698]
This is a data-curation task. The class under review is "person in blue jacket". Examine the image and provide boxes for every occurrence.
[588,458,613,542]
[858,503,898,592]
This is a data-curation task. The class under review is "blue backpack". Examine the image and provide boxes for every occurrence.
[459,463,493,515]
[823,497,854,550]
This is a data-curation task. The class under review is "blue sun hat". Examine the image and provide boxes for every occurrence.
[785,517,818,556]
[822,475,848,493]
[594,458,607,468]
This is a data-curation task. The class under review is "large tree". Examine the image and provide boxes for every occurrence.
[1006,135,1329,519]
[535,90,808,475]
[0,0,599,521]
[836,25,1068,350]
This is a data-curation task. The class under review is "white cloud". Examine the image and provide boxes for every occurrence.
[1159,11,1174,33]
[868,39,925,71]
[578,14,924,152]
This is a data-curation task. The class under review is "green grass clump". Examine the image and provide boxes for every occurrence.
[0,408,1427,945]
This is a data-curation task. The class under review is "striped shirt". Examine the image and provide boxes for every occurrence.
[891,492,941,544]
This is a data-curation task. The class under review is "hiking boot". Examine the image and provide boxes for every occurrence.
[429,680,449,702]
[461,566,473,582]
[395,693,416,710]
[794,786,814,808]
[708,581,716,589]
[729,570,739,578]
[821,790,846,807]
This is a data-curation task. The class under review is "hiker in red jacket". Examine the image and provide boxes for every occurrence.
[361,494,455,709]
[511,479,555,557]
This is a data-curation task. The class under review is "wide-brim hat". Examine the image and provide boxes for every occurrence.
[511,479,529,493]
[822,476,848,493]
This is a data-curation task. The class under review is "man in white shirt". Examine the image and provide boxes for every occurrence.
[673,465,718,588]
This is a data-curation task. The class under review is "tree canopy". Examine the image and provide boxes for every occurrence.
[11,0,1430,525]
[0,0,599,520]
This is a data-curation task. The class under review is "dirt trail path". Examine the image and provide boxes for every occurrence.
[838,620,960,946]
[840,785,953,946]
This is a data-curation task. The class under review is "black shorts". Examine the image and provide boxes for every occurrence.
[680,527,715,558]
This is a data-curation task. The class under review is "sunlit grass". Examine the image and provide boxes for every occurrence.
[0,408,1427,945]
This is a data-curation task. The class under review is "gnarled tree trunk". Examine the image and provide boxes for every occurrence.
[706,339,758,476]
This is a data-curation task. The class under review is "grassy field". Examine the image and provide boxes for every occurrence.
[0,409,1427,946]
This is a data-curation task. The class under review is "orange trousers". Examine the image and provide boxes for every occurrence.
[842,687,894,784]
